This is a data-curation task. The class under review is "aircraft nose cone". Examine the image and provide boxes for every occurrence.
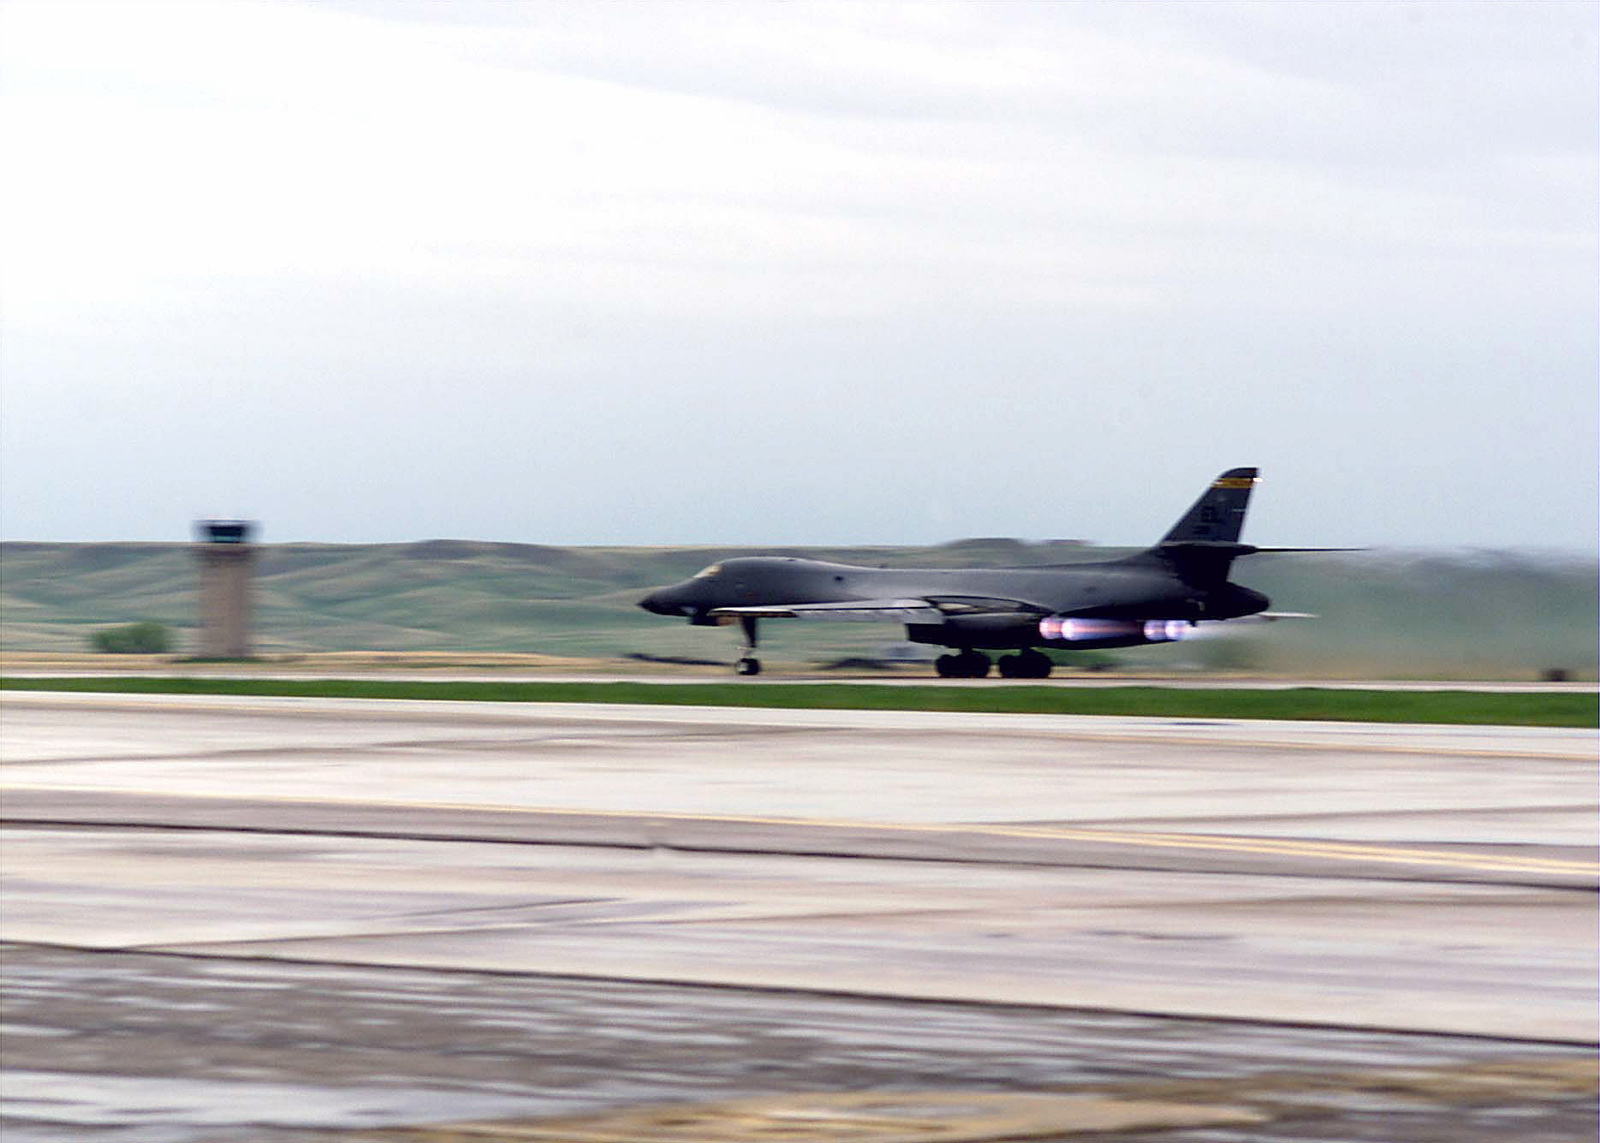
[639,590,682,616]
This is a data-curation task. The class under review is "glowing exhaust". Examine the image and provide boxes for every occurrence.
[1038,617,1189,644]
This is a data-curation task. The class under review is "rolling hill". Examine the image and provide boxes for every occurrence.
[2,539,1594,679]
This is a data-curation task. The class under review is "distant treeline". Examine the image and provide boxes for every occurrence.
[2,540,1595,679]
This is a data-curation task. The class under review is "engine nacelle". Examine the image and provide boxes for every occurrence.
[1038,616,1190,648]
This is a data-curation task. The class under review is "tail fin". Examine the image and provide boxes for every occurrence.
[1159,467,1258,544]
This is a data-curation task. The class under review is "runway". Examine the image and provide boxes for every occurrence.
[1,690,1595,1141]
[7,664,1597,692]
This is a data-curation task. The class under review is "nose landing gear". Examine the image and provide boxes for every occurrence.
[734,616,762,677]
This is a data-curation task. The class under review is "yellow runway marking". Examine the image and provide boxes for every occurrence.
[3,784,1594,880]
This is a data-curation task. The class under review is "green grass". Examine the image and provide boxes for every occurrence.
[2,677,1593,727]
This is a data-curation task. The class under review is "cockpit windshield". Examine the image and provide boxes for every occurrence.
[692,564,722,579]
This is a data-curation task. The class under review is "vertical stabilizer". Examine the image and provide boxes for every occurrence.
[1159,467,1258,544]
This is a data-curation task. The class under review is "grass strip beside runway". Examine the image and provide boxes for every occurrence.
[1,677,1594,726]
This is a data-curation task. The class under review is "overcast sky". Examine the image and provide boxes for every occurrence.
[1,0,1595,551]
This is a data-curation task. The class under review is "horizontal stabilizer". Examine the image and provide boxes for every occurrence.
[1244,547,1364,555]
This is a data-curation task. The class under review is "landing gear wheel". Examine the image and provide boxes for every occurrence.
[957,650,991,678]
[735,657,762,676]
[998,649,1036,675]
[1018,649,1053,679]
[936,651,991,678]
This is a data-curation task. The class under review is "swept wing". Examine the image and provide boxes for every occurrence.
[709,595,1047,624]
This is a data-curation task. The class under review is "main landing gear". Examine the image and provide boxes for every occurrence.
[734,616,762,676]
[996,648,1053,679]
[934,648,1053,679]
[934,649,992,678]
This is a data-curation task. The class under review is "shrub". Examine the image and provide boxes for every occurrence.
[91,622,173,654]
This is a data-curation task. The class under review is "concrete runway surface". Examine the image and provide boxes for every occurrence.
[0,690,1595,1142]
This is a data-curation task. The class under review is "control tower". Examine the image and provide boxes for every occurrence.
[194,520,257,658]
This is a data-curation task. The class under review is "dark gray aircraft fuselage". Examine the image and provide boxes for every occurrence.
[639,468,1297,677]
[642,558,1266,639]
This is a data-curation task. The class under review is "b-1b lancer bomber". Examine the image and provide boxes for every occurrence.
[640,467,1323,677]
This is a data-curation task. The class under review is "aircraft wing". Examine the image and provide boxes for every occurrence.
[710,595,1048,624]
[710,600,946,623]
[923,595,1049,615]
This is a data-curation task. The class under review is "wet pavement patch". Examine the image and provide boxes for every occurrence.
[3,946,1596,1142]
[353,1059,1596,1143]
[360,1091,1266,1141]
